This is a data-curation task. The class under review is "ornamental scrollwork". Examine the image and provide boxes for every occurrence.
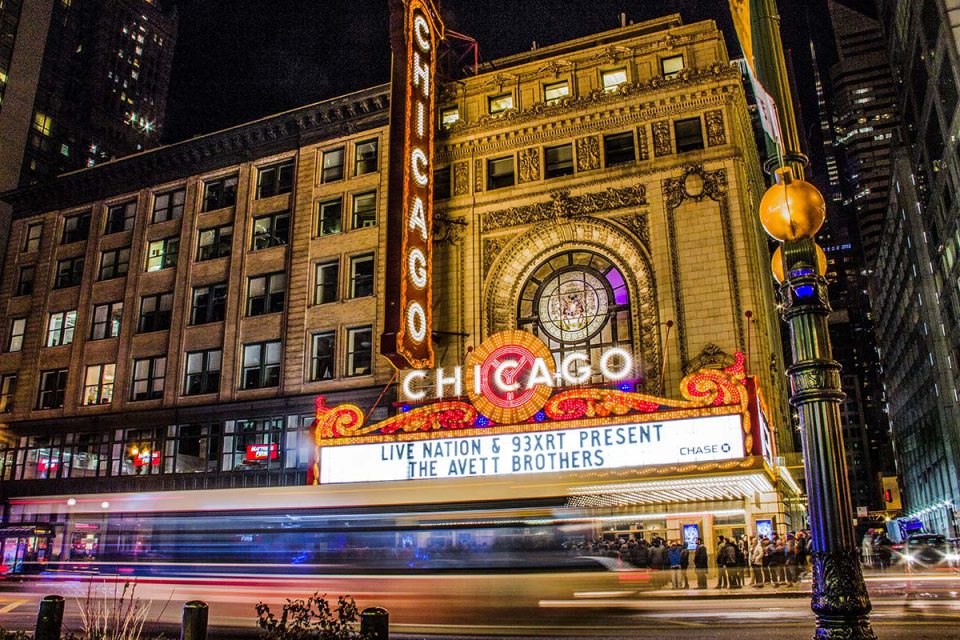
[446,63,738,135]
[576,135,601,172]
[811,550,874,620]
[482,236,509,277]
[685,343,736,375]
[453,161,469,196]
[652,120,672,157]
[474,158,484,192]
[705,109,727,146]
[613,213,650,248]
[637,125,650,161]
[518,147,541,183]
[482,184,648,233]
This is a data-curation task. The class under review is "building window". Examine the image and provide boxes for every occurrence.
[240,341,282,389]
[674,117,704,153]
[661,54,684,79]
[197,224,233,261]
[90,301,123,340]
[487,156,515,190]
[122,427,163,476]
[23,223,42,253]
[544,144,574,179]
[46,310,77,347]
[488,93,513,114]
[152,189,185,223]
[251,211,290,250]
[604,131,636,166]
[61,212,91,244]
[131,356,166,401]
[434,167,451,200]
[602,68,627,92]
[350,254,374,298]
[82,364,115,405]
[351,191,377,229]
[0,374,16,413]
[169,422,220,473]
[346,326,372,376]
[256,159,295,199]
[321,147,344,183]
[146,237,180,271]
[223,417,283,471]
[316,198,342,236]
[544,81,569,104]
[183,349,221,396]
[190,284,227,325]
[310,331,336,381]
[16,266,35,297]
[98,247,130,280]
[55,256,83,288]
[33,111,53,136]
[36,369,68,409]
[354,138,379,175]
[8,318,25,352]
[314,260,339,305]
[104,201,136,234]
[138,293,173,332]
[202,175,238,212]
[440,106,459,129]
[246,272,286,316]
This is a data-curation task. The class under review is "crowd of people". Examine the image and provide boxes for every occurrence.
[578,531,813,590]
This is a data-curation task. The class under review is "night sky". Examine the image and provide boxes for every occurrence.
[162,0,877,144]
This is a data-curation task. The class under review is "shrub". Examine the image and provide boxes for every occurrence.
[255,594,369,640]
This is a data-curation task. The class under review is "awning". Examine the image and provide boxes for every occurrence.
[566,472,775,507]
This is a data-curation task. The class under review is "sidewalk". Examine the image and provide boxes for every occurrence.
[637,583,810,599]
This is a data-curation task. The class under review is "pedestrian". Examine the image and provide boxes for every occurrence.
[715,535,728,588]
[723,538,741,588]
[751,536,764,587]
[636,538,650,569]
[694,538,709,589]
[650,538,668,589]
[785,533,798,586]
[731,537,746,589]
[875,532,892,571]
[761,537,773,585]
[772,537,786,585]
[669,540,683,588]
[679,541,690,589]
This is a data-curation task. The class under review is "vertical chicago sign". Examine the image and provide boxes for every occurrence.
[381,0,444,369]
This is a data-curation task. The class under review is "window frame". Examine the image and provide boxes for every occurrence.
[98,247,131,281]
[46,310,77,347]
[131,356,166,401]
[0,374,17,413]
[190,283,228,325]
[196,223,233,261]
[251,211,290,250]
[8,318,26,352]
[314,259,340,305]
[255,159,295,199]
[661,54,685,80]
[82,363,116,406]
[90,301,124,340]
[354,138,379,176]
[202,175,238,212]
[351,191,377,229]
[674,116,705,153]
[316,198,343,237]
[16,265,35,297]
[346,326,373,377]
[246,272,286,316]
[309,331,336,381]
[54,256,84,289]
[183,349,222,396]
[146,237,180,271]
[152,188,186,224]
[23,222,42,253]
[488,93,514,114]
[138,292,174,333]
[487,155,516,190]
[544,143,574,179]
[440,106,460,130]
[104,201,136,235]
[61,212,91,244]
[603,131,636,167]
[36,369,69,410]
[240,340,282,390]
[349,253,375,299]
[543,80,570,104]
[601,68,627,93]
[320,147,345,183]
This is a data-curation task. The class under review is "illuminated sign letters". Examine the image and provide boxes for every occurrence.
[318,413,746,484]
[381,0,444,369]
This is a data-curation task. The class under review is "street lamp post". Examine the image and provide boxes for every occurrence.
[762,168,876,640]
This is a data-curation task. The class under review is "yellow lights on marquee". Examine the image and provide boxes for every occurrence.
[771,243,828,284]
[381,0,444,369]
[759,166,826,242]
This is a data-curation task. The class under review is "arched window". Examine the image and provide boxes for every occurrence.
[517,250,632,380]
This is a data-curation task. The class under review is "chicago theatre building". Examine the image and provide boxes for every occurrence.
[0,14,803,567]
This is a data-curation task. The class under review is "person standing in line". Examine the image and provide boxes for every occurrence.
[750,536,764,587]
[784,533,798,586]
[679,541,691,589]
[650,538,667,589]
[715,535,728,588]
[761,537,773,585]
[694,538,708,589]
[669,540,683,589]
[723,537,741,588]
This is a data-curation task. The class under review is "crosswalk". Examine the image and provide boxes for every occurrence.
[0,596,28,614]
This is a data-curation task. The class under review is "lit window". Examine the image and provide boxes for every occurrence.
[544,81,569,104]
[440,106,460,129]
[82,364,116,405]
[246,272,286,316]
[310,331,336,381]
[146,237,179,271]
[349,254,374,298]
[240,341,282,389]
[7,318,26,352]
[351,192,377,229]
[487,156,515,190]
[354,139,379,175]
[601,68,627,92]
[251,211,290,250]
[32,112,53,136]
[90,302,123,340]
[46,310,77,347]
[196,224,233,261]
[316,198,342,236]
[661,54,684,79]
[60,144,70,157]
[131,356,165,401]
[488,93,513,114]
[321,148,344,183]
[314,260,339,305]
[346,326,373,376]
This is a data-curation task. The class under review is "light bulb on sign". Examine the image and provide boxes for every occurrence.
[407,303,427,343]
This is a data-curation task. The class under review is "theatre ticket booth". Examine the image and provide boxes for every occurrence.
[310,331,802,542]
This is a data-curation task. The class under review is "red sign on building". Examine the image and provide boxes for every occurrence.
[246,443,278,461]
[380,0,444,370]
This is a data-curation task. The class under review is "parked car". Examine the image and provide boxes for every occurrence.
[903,534,950,566]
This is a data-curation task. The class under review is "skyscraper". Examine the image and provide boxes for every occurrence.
[0,0,177,191]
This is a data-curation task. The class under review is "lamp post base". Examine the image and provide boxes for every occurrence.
[811,550,877,640]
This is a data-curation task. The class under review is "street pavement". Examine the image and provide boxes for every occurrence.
[1,571,959,638]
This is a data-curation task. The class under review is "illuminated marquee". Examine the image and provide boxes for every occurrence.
[381,0,444,369]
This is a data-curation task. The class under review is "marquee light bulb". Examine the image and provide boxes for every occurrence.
[411,148,429,186]
[413,14,431,52]
[407,302,427,343]
[409,248,428,289]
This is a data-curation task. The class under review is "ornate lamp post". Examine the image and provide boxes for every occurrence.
[761,167,876,640]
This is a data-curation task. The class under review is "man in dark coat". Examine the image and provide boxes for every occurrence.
[679,542,691,589]
[715,535,729,588]
[650,539,668,589]
[694,538,708,588]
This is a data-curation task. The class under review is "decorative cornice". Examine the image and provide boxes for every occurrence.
[445,62,738,137]
[481,183,648,233]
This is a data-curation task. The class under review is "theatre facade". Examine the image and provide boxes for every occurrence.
[0,13,802,556]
